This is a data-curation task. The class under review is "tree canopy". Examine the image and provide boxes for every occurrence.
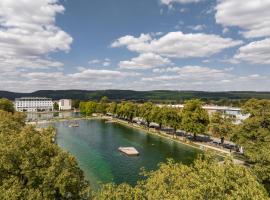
[95,155,268,200]
[181,99,209,137]
[233,99,270,193]
[0,111,92,200]
[209,112,234,143]
[0,98,15,113]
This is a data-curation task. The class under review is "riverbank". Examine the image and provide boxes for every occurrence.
[101,116,235,158]
[103,116,245,164]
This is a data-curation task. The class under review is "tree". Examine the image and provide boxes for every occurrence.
[53,102,59,111]
[0,111,92,199]
[100,96,109,104]
[107,102,118,116]
[139,102,154,127]
[97,96,109,114]
[95,155,268,200]
[163,107,182,136]
[0,98,15,113]
[209,112,234,144]
[0,110,26,134]
[122,102,138,122]
[181,99,209,139]
[150,106,166,129]
[233,99,270,193]
[80,101,97,116]
[72,99,80,109]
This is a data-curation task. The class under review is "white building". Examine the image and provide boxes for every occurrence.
[59,99,72,110]
[15,97,53,112]
[158,104,249,124]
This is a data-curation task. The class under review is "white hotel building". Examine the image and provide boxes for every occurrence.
[59,99,72,110]
[15,97,53,112]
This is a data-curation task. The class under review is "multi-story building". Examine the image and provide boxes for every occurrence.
[59,99,72,110]
[15,97,53,112]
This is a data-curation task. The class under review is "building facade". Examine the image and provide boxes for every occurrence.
[59,99,72,110]
[15,97,53,112]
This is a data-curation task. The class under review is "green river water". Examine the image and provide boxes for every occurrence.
[52,119,200,189]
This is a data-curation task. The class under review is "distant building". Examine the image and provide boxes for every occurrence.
[15,97,53,112]
[158,104,249,124]
[59,99,72,110]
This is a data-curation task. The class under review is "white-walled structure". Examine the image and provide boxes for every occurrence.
[15,97,53,112]
[158,104,249,124]
[59,99,72,110]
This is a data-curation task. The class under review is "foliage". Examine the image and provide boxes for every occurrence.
[100,96,109,104]
[80,101,98,116]
[139,102,154,127]
[94,183,141,200]
[95,155,268,200]
[163,107,182,133]
[0,110,26,134]
[72,99,80,109]
[209,112,234,142]
[107,102,118,115]
[181,99,209,137]
[150,106,166,128]
[0,98,15,113]
[3,90,270,103]
[0,111,92,199]
[233,99,270,193]
[53,102,59,111]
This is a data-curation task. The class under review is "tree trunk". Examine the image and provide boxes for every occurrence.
[194,133,197,141]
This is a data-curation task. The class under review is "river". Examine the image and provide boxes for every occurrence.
[50,119,200,189]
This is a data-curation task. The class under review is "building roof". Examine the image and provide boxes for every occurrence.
[15,97,52,100]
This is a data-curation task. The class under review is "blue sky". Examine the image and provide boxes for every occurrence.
[0,0,270,92]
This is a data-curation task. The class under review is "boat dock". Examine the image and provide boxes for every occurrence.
[118,147,139,156]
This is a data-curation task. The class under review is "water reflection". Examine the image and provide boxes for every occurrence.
[26,111,81,121]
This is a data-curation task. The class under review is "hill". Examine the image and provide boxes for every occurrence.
[1,90,270,104]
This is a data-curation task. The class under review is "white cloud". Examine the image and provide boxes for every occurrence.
[88,59,101,64]
[151,66,229,80]
[69,69,134,79]
[111,33,151,48]
[88,58,111,67]
[0,0,72,70]
[119,53,172,69]
[112,32,242,58]
[215,0,270,38]
[1,68,140,92]
[142,66,269,91]
[161,0,201,5]
[103,62,111,67]
[233,38,270,64]
[89,58,111,67]
[188,24,206,31]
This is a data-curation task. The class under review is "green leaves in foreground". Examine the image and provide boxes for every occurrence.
[95,156,268,200]
[233,99,270,193]
[0,113,91,200]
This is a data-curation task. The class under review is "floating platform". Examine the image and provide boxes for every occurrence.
[118,147,139,156]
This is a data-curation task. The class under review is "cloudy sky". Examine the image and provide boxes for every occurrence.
[0,0,270,92]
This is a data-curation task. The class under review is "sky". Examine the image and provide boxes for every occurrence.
[0,0,270,92]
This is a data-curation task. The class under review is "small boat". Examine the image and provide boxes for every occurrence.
[68,123,79,128]
[118,147,139,156]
